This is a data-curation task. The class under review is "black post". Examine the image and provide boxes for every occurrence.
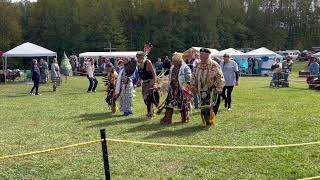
[100,128,111,180]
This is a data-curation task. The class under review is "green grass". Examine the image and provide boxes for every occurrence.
[1,61,320,179]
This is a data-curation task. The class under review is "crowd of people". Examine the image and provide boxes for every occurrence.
[99,46,239,128]
[269,57,293,87]
[28,46,242,128]
[24,45,320,128]
[29,58,61,95]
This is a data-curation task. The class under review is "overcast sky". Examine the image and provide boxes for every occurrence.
[12,0,37,2]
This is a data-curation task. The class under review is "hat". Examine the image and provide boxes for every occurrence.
[223,53,230,57]
[136,51,145,56]
[200,48,211,54]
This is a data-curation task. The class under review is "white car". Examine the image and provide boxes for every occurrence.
[285,50,300,60]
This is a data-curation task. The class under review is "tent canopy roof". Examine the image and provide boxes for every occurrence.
[216,48,247,57]
[79,51,139,58]
[246,47,280,58]
[3,42,57,58]
[184,47,219,55]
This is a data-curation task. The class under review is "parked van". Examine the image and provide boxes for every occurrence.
[276,51,289,58]
[285,50,300,60]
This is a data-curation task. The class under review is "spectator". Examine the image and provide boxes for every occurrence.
[155,58,163,76]
[270,58,282,87]
[163,56,171,76]
[29,59,41,96]
[86,58,98,93]
[309,58,319,76]
[219,54,239,111]
[51,58,61,91]
[39,58,48,84]
[282,57,293,84]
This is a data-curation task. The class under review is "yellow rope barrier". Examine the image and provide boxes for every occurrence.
[1,138,320,161]
[298,176,320,180]
[0,140,102,161]
[106,139,320,149]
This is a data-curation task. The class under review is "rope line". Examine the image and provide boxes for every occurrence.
[0,140,102,161]
[106,139,320,149]
[298,176,320,180]
[2,139,320,161]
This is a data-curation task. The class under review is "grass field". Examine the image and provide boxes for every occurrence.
[1,61,320,179]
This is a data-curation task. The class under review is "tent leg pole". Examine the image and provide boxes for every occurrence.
[2,57,3,84]
[4,57,7,84]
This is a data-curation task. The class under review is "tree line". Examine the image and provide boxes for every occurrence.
[1,0,320,60]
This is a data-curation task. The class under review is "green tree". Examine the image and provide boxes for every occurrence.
[0,0,23,51]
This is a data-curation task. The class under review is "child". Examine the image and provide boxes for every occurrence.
[104,63,118,114]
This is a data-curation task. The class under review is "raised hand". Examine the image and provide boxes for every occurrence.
[143,43,153,55]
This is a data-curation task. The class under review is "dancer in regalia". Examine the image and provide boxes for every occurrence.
[160,53,192,124]
[137,43,158,119]
[191,48,225,128]
[103,62,118,114]
[114,57,137,116]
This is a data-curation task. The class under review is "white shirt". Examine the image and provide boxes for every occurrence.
[86,63,95,78]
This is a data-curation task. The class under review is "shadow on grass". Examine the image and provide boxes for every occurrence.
[143,125,204,139]
[126,122,166,133]
[258,86,310,91]
[86,116,146,128]
[0,91,51,98]
[0,94,28,98]
[79,112,122,121]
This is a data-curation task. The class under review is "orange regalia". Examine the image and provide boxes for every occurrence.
[191,58,225,128]
[103,63,118,114]
[160,54,192,124]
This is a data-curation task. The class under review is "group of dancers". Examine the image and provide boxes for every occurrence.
[103,44,240,128]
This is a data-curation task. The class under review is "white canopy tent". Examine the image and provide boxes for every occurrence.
[79,51,139,58]
[184,47,220,56]
[246,47,283,75]
[2,42,57,84]
[216,48,248,58]
[207,48,220,56]
[314,52,320,57]
[246,47,282,58]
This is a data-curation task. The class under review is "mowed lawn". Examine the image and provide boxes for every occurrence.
[1,62,320,179]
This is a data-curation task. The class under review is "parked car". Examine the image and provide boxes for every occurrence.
[298,51,312,61]
[285,50,300,60]
[276,51,289,59]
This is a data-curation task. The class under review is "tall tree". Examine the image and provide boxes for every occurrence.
[0,0,23,51]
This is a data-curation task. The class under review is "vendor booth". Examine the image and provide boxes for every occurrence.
[246,47,283,75]
[215,48,249,75]
[2,42,57,84]
[79,51,139,58]
[183,47,220,57]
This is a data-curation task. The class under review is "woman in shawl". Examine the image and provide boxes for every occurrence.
[51,58,61,92]
[114,57,136,116]
[39,59,49,84]
[160,53,192,124]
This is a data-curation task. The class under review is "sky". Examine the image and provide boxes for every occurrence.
[11,0,37,2]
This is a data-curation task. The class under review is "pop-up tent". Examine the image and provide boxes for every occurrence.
[246,47,283,75]
[215,48,249,71]
[216,48,248,58]
[184,47,220,56]
[208,48,219,56]
[2,42,57,83]
[246,47,282,58]
[79,51,139,58]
